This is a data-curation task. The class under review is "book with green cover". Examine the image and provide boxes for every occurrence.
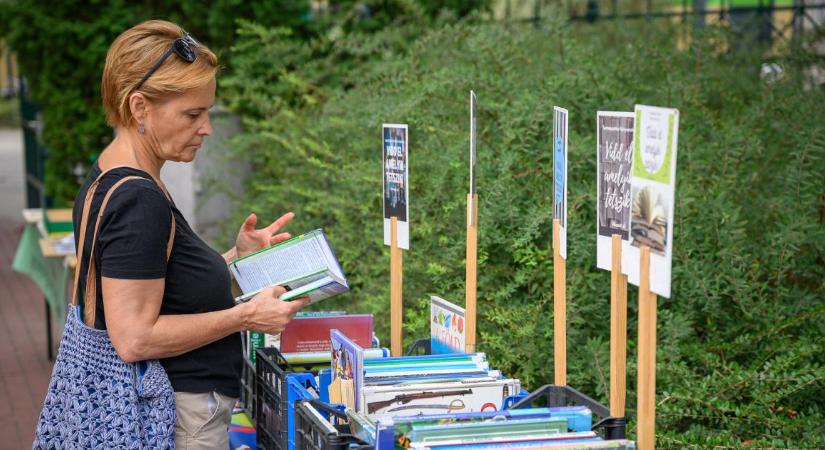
[229,229,349,304]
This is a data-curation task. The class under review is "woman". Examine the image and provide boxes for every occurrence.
[35,20,308,449]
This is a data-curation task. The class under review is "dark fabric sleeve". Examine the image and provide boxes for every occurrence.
[97,179,173,279]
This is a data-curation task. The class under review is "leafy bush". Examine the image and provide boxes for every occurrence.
[0,0,488,204]
[222,15,825,446]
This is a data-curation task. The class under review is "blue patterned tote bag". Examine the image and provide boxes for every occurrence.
[33,171,177,449]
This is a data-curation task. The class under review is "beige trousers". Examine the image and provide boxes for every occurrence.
[174,391,238,450]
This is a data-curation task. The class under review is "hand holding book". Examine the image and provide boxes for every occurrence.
[238,285,310,335]
[228,228,350,305]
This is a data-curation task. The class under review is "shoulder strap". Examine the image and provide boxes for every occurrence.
[72,169,176,327]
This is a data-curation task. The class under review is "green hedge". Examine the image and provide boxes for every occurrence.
[0,0,487,204]
[222,17,825,446]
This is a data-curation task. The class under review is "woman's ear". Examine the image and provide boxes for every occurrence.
[128,92,148,125]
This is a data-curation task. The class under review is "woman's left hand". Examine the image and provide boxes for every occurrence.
[233,212,294,259]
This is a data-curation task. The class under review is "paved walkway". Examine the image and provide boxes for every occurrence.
[0,127,54,449]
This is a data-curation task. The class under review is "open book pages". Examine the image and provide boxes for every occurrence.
[228,229,349,304]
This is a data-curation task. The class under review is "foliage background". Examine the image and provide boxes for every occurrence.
[2,0,824,446]
[220,14,825,448]
[0,0,486,204]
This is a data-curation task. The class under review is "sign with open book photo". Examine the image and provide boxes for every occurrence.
[622,105,680,298]
[383,124,410,249]
[228,229,349,304]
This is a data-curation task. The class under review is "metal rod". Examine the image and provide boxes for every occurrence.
[567,3,824,23]
[45,298,53,361]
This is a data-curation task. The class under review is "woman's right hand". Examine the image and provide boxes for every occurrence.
[240,286,309,334]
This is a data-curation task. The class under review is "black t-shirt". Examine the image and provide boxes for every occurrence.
[72,163,241,398]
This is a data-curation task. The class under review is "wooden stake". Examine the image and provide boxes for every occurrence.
[637,246,657,450]
[390,217,403,356]
[553,219,566,386]
[465,193,479,353]
[610,234,628,418]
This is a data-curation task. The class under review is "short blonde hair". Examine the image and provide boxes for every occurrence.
[101,20,218,128]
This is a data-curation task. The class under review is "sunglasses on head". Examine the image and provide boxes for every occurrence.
[134,33,198,91]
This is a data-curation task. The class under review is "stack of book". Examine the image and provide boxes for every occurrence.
[362,353,519,419]
[325,330,633,449]
[379,416,635,449]
[329,330,521,421]
[347,407,634,449]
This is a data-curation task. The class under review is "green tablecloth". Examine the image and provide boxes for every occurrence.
[12,223,69,329]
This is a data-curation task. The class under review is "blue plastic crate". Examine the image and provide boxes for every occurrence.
[255,348,345,450]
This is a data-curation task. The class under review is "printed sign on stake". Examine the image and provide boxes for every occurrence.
[470,91,477,198]
[553,107,569,259]
[383,124,410,249]
[596,111,635,271]
[622,105,679,298]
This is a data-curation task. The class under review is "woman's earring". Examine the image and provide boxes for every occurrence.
[138,123,145,134]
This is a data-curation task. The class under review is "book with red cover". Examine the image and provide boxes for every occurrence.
[280,315,374,352]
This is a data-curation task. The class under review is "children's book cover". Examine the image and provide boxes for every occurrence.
[331,329,365,410]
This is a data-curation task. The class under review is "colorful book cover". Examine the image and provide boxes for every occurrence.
[365,372,499,387]
[375,407,593,450]
[383,124,410,249]
[365,354,485,367]
[366,362,488,376]
[364,355,488,379]
[553,106,569,260]
[363,378,520,419]
[363,353,490,384]
[245,331,279,364]
[296,311,347,317]
[282,348,388,365]
[331,329,365,410]
[415,432,606,450]
[391,410,561,450]
[622,105,679,298]
[407,417,570,444]
[427,439,634,450]
[281,314,373,352]
[430,296,466,354]
[596,111,635,271]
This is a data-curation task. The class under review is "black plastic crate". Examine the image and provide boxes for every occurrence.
[294,400,371,450]
[255,347,288,450]
[404,338,431,356]
[240,356,255,419]
[255,347,322,450]
[510,384,626,440]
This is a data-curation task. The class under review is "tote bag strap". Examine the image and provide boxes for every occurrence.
[72,169,176,327]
